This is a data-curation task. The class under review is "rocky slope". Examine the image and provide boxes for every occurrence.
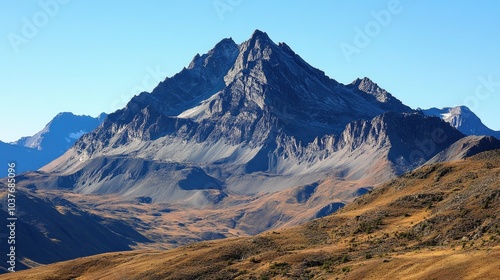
[30,111,466,203]
[426,135,500,164]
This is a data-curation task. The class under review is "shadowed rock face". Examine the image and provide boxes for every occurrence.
[0,187,149,272]
[314,202,346,218]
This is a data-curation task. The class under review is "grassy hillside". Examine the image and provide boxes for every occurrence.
[2,150,500,279]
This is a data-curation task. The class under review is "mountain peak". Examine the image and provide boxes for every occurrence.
[450,105,472,114]
[351,77,382,94]
[240,29,276,55]
[55,112,77,118]
[250,29,271,42]
[187,37,238,70]
[223,30,278,85]
[422,106,500,138]
[352,77,368,84]
[348,77,412,114]
[212,37,237,52]
[97,112,108,122]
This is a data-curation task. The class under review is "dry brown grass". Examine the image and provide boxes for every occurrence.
[2,150,500,279]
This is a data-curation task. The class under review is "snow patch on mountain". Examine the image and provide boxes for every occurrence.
[69,130,87,139]
[0,112,106,177]
[422,106,500,138]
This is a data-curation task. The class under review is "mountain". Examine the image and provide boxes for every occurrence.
[14,112,107,152]
[20,30,492,236]
[39,31,454,194]
[0,112,106,177]
[5,30,500,275]
[4,149,500,279]
[422,106,500,138]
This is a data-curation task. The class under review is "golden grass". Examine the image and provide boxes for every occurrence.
[346,247,500,280]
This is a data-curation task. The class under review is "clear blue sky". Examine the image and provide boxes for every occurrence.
[1,0,499,142]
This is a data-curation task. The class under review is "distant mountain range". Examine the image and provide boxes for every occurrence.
[422,106,500,138]
[2,30,500,273]
[0,112,106,177]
